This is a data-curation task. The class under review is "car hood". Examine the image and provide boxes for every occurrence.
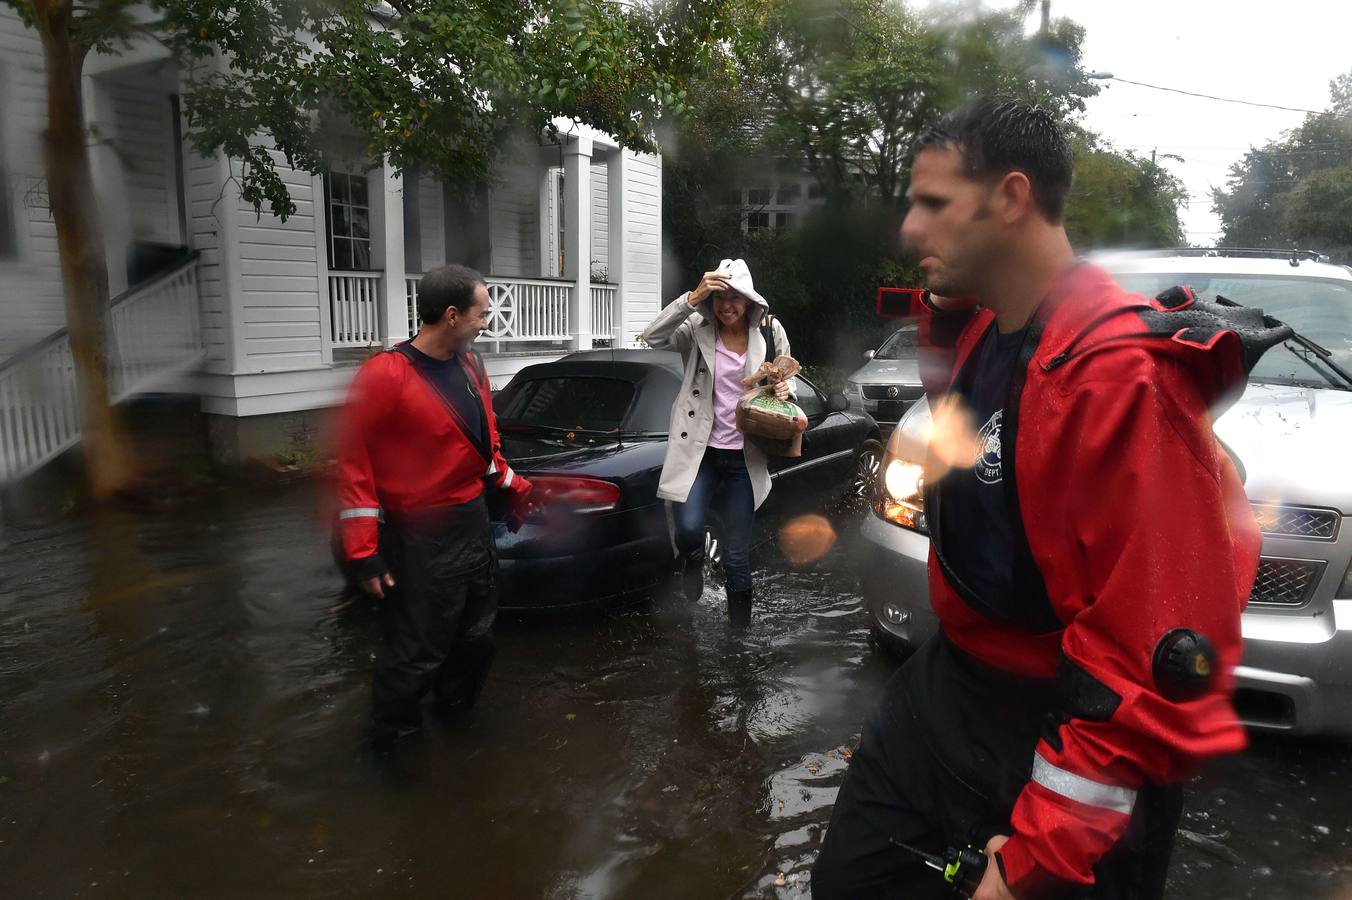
[847,358,922,386]
[1214,382,1352,513]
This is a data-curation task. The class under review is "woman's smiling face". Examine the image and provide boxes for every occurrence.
[712,290,749,328]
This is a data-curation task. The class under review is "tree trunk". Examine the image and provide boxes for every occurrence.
[32,0,135,498]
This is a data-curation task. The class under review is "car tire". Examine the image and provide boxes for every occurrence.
[841,438,884,511]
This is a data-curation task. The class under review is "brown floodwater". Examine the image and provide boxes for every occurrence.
[2,483,1351,898]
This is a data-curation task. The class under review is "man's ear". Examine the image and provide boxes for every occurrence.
[994,171,1035,224]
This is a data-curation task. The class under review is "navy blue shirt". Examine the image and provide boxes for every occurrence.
[937,323,1027,606]
[403,344,486,448]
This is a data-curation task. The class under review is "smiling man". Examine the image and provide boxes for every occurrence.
[335,264,533,748]
[810,99,1276,898]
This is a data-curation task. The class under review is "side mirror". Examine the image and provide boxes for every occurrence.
[826,392,850,414]
[863,349,875,360]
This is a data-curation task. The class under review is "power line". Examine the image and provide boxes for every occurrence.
[1101,76,1323,115]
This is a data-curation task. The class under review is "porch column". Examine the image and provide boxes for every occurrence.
[563,135,592,350]
[373,159,408,347]
[82,76,130,297]
[607,148,628,345]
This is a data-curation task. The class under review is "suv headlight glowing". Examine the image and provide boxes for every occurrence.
[877,452,927,533]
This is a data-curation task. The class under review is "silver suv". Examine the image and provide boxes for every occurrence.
[862,250,1352,737]
[844,324,924,430]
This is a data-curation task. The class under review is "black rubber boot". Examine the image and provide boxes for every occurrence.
[727,588,753,628]
[681,550,705,602]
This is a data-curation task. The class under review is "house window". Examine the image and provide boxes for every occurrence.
[775,212,794,229]
[747,187,772,206]
[777,183,801,204]
[747,211,770,231]
[326,171,372,270]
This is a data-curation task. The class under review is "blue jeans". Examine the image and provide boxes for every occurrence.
[673,447,755,593]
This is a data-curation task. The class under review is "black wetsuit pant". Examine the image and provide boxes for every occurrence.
[811,633,1182,899]
[370,498,498,742]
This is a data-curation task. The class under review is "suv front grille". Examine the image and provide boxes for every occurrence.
[862,384,925,401]
[1250,558,1326,606]
[1252,504,1340,541]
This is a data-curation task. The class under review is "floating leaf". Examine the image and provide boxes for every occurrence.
[564,712,577,721]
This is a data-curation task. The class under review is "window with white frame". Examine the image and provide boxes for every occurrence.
[325,171,372,270]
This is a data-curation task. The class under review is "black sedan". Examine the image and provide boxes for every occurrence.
[491,349,882,610]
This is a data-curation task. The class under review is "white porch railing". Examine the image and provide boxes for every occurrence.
[405,275,573,343]
[0,255,203,484]
[590,283,618,344]
[328,272,382,347]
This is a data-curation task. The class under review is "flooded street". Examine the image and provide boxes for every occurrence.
[3,483,1352,899]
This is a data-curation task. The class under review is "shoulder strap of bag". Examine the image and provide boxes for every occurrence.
[760,313,777,361]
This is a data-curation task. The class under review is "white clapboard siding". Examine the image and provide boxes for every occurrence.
[0,7,68,364]
[103,76,176,244]
[418,174,446,272]
[489,162,539,278]
[180,59,234,373]
[234,146,323,371]
[590,157,608,274]
[623,150,662,339]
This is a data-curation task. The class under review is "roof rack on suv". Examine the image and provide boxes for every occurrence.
[1129,247,1333,265]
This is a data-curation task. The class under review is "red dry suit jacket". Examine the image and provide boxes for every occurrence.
[335,345,531,566]
[912,265,1270,896]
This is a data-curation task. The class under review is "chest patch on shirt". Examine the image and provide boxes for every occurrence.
[975,409,1003,485]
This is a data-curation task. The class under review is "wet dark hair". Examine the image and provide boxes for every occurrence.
[913,97,1073,223]
[417,263,486,324]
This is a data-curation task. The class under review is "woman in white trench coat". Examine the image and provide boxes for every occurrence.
[640,258,792,626]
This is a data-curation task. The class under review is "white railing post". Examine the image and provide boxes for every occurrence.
[563,135,592,350]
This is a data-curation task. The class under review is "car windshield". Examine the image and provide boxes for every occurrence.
[1112,272,1352,390]
[874,325,919,361]
[495,376,636,432]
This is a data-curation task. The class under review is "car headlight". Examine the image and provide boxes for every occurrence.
[844,380,862,398]
[876,451,927,533]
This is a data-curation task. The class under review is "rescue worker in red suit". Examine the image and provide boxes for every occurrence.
[336,264,532,747]
[811,99,1289,898]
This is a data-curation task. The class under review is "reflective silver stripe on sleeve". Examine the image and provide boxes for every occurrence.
[1031,753,1137,816]
[338,507,382,520]
[502,467,514,488]
[487,460,498,476]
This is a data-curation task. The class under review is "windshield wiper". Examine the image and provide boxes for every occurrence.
[1214,295,1352,391]
[1279,335,1352,391]
[500,422,664,439]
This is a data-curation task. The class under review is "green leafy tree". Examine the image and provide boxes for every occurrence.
[1065,137,1187,248]
[1212,69,1352,259]
[7,0,724,497]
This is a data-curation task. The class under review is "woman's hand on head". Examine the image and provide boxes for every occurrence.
[690,271,731,306]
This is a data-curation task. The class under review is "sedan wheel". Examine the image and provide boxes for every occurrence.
[845,439,884,509]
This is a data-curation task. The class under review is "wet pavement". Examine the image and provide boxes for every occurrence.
[2,482,1352,898]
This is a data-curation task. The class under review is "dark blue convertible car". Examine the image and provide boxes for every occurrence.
[491,349,882,610]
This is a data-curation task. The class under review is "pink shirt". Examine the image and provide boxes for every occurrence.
[708,333,746,449]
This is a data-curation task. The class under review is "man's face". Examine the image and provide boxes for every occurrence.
[449,284,491,346]
[901,145,1003,298]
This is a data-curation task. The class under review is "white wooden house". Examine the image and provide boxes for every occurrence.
[0,6,662,476]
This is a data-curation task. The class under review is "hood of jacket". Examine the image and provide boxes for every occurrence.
[695,258,771,327]
[1031,265,1294,416]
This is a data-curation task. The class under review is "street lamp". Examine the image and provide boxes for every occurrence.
[1087,71,1114,80]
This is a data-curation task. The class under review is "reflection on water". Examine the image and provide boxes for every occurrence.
[1,483,1351,898]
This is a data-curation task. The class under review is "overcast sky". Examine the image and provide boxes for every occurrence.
[920,0,1352,245]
